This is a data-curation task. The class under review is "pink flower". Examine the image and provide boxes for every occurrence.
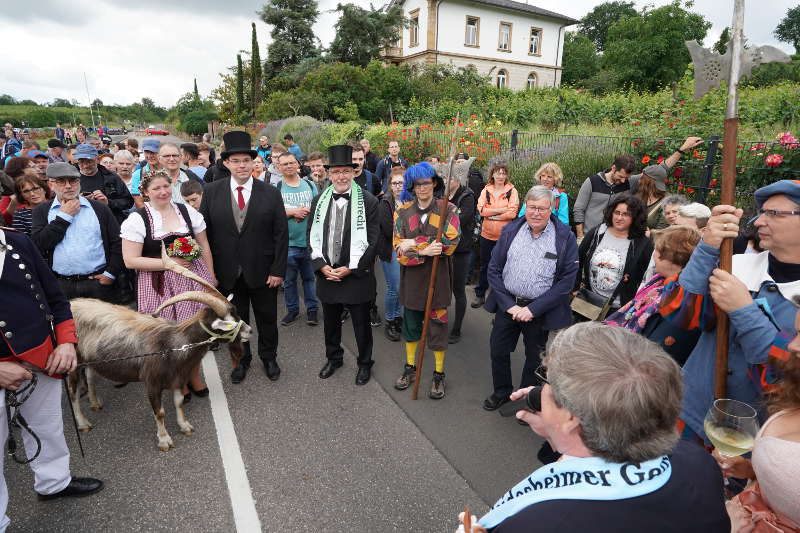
[777,132,799,149]
[765,154,784,168]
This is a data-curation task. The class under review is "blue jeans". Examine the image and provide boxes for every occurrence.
[381,252,402,320]
[284,246,319,313]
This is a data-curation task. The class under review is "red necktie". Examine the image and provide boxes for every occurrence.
[236,186,245,210]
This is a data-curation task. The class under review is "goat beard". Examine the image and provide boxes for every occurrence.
[228,338,244,368]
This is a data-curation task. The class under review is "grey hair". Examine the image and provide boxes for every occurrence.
[158,142,181,154]
[547,322,682,463]
[113,149,135,162]
[662,194,689,213]
[678,202,712,228]
[525,184,555,207]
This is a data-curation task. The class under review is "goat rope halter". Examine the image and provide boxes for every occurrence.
[199,319,246,344]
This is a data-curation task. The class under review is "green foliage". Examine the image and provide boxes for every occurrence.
[251,22,262,115]
[236,54,245,116]
[333,101,360,122]
[714,27,730,55]
[180,110,213,135]
[168,91,218,135]
[25,107,58,128]
[260,0,320,79]
[193,79,199,100]
[561,32,599,86]
[603,1,711,91]
[0,94,16,105]
[775,6,800,54]
[743,58,800,88]
[578,1,637,52]
[327,3,406,67]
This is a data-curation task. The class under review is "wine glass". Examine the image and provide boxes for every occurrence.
[703,399,760,458]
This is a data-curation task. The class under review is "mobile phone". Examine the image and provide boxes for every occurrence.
[498,386,543,417]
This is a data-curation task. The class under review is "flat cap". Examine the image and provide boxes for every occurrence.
[46,162,80,179]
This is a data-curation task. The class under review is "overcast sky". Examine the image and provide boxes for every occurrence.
[1,0,795,108]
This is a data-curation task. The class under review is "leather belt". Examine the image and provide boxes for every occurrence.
[54,271,102,282]
[515,296,534,307]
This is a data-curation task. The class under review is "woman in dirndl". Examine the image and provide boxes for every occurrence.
[120,169,217,399]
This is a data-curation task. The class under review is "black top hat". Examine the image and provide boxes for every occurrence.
[324,145,357,169]
[221,131,257,160]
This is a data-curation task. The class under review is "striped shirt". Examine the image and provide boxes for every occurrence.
[12,207,33,235]
[502,220,557,300]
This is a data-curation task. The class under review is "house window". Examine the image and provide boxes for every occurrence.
[498,22,512,51]
[529,27,542,55]
[409,10,419,47]
[527,73,537,89]
[496,69,508,89]
[465,16,480,47]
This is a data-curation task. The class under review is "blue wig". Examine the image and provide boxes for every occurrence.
[400,162,440,202]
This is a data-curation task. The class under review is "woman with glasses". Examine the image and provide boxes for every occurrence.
[472,162,519,308]
[575,193,653,317]
[12,175,50,234]
[377,167,406,341]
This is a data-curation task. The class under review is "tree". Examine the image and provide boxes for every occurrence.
[52,98,74,108]
[561,32,599,85]
[236,54,245,116]
[327,3,406,67]
[713,27,730,55]
[259,0,320,78]
[193,78,200,100]
[0,94,16,105]
[775,5,800,54]
[19,99,38,106]
[603,1,711,91]
[91,98,104,108]
[579,1,638,52]
[251,22,263,115]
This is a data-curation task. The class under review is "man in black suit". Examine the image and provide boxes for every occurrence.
[199,131,289,384]
[308,145,380,385]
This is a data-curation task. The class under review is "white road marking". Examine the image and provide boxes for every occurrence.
[202,352,262,532]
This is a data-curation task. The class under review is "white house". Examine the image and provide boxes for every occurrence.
[383,0,578,90]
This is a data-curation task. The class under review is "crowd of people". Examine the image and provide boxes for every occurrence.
[0,122,798,532]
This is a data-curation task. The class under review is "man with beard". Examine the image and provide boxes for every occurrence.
[73,144,133,225]
[309,144,380,386]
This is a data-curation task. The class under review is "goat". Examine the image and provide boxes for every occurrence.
[68,248,252,451]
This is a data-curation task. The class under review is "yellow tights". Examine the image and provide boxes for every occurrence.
[405,342,445,373]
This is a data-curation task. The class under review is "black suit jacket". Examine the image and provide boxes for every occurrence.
[199,177,289,290]
[30,198,123,278]
[307,190,380,304]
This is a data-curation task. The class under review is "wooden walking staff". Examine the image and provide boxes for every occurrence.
[686,1,789,398]
[411,116,463,400]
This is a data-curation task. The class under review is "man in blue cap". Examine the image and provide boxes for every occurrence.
[130,138,162,194]
[73,143,132,224]
[28,150,49,181]
[676,179,800,443]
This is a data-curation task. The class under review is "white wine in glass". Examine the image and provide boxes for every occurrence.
[703,399,760,457]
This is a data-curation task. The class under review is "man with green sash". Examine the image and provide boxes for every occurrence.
[459,322,729,533]
[308,145,380,385]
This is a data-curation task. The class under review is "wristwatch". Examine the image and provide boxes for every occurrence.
[676,148,686,155]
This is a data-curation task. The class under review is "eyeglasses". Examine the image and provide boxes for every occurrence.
[758,208,800,219]
[534,363,548,384]
[390,181,404,187]
[613,210,632,218]
[527,206,551,214]
[49,178,80,185]
[329,169,353,176]
[21,186,43,194]
[160,154,180,159]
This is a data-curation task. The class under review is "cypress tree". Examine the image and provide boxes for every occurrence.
[251,22,262,115]
[193,78,200,101]
[235,54,245,117]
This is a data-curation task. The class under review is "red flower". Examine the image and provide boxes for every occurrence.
[673,167,683,178]
[656,156,664,164]
[467,132,475,136]
[180,244,193,254]
[693,149,703,160]
[470,114,477,119]
[709,178,718,187]
[641,155,651,164]
[687,188,695,194]
[765,154,784,167]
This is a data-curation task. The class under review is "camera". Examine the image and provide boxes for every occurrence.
[498,386,543,417]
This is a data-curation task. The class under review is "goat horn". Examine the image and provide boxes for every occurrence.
[161,243,226,300]
[152,291,229,318]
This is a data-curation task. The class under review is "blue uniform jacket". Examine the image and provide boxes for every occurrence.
[485,215,578,331]
[0,229,77,370]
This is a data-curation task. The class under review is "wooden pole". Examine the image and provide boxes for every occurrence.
[714,0,745,399]
[411,116,461,400]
